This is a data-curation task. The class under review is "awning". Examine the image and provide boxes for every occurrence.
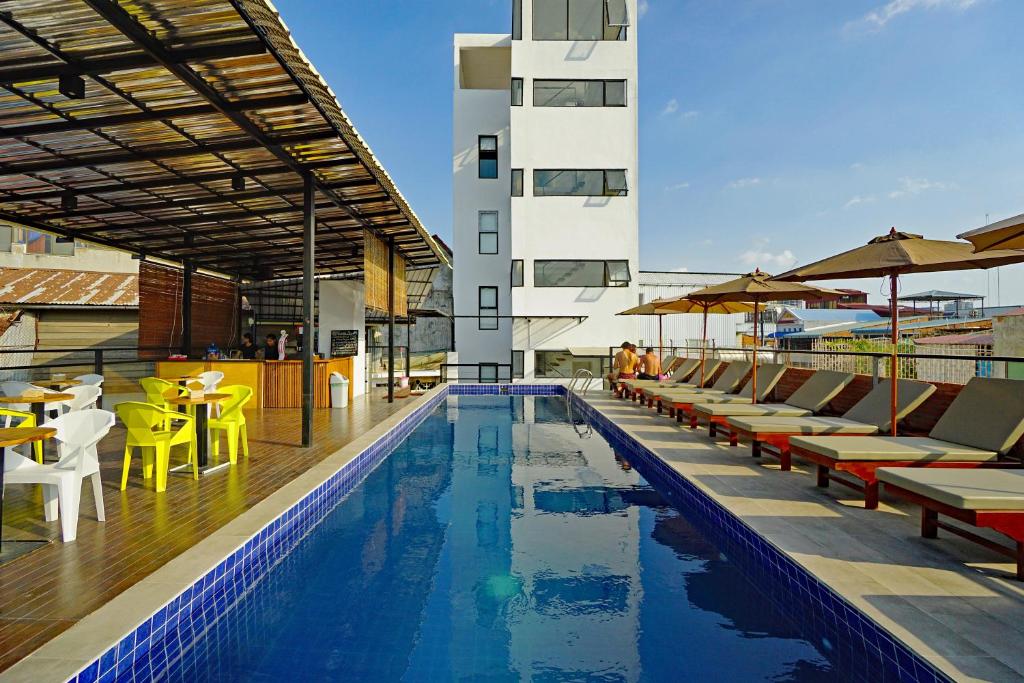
[0,0,449,280]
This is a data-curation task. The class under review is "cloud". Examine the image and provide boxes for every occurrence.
[844,194,876,209]
[660,98,678,116]
[845,0,979,33]
[739,248,797,271]
[887,177,958,199]
[664,181,690,192]
[850,162,865,170]
[638,0,649,18]
[727,177,762,189]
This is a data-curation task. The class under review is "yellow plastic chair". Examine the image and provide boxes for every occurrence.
[139,377,188,427]
[209,385,253,464]
[0,408,44,463]
[115,402,198,492]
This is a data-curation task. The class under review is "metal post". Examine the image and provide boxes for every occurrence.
[94,349,104,409]
[301,173,315,448]
[181,263,192,357]
[405,312,412,382]
[387,236,396,403]
[871,356,881,386]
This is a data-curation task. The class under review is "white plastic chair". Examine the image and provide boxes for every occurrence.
[3,409,114,542]
[73,374,104,387]
[197,371,225,416]
[62,385,102,413]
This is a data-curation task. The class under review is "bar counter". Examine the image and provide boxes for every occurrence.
[155,358,354,409]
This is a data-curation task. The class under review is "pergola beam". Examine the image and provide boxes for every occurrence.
[0,93,310,139]
[0,39,268,84]
[10,168,375,202]
[0,130,341,176]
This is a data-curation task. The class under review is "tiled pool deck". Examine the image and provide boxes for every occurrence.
[583,392,1024,682]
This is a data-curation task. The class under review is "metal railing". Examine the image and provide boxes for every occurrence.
[607,344,1024,386]
[439,363,514,384]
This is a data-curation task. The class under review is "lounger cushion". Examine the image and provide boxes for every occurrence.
[705,361,752,393]
[928,378,1024,454]
[727,416,880,436]
[738,364,787,401]
[782,370,855,411]
[844,379,936,430]
[655,387,728,400]
[877,468,1024,511]
[789,435,997,462]
[692,403,813,418]
[623,359,700,389]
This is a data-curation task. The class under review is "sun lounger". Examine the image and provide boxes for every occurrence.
[620,358,699,399]
[790,377,1024,509]
[632,360,723,405]
[667,364,789,426]
[691,370,855,442]
[725,379,936,471]
[876,469,1024,579]
[647,362,752,414]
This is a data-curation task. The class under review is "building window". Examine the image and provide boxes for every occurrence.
[511,259,524,287]
[479,363,499,383]
[479,286,498,330]
[479,135,498,179]
[511,78,523,106]
[478,211,499,254]
[536,350,606,378]
[511,169,524,197]
[512,350,525,379]
[14,228,75,256]
[533,0,627,41]
[0,225,11,252]
[512,0,522,39]
[533,169,628,197]
[533,79,626,107]
[534,260,631,287]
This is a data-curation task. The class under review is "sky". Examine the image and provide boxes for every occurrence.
[274,0,1024,306]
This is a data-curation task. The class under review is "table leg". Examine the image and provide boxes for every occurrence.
[196,403,209,468]
[0,447,6,552]
[33,404,47,460]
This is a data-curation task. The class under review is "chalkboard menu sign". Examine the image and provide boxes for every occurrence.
[330,330,359,358]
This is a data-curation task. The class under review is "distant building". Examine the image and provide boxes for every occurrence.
[775,307,885,337]
[805,288,868,309]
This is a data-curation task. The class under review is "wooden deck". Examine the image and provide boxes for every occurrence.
[0,395,411,673]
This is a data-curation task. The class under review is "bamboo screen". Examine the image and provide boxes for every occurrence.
[363,231,408,317]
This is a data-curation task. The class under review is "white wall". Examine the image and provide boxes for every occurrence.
[0,240,138,274]
[317,280,366,397]
[453,34,514,380]
[454,2,640,382]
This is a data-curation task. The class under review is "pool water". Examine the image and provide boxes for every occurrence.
[150,396,843,681]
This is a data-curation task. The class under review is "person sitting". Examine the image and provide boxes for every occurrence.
[607,342,639,395]
[637,347,661,380]
[239,333,258,360]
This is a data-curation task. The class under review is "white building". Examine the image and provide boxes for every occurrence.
[453,0,638,383]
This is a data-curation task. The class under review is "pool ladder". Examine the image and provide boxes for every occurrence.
[566,369,594,439]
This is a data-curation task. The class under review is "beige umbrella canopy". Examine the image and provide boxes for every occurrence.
[958,213,1024,252]
[617,298,681,361]
[687,271,840,402]
[650,297,755,385]
[774,228,1024,434]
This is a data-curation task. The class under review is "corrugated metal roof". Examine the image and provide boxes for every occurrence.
[916,332,993,345]
[779,308,884,323]
[0,0,448,279]
[0,266,137,307]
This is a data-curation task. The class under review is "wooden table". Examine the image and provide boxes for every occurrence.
[37,379,82,390]
[165,393,229,473]
[0,427,55,557]
[0,394,72,457]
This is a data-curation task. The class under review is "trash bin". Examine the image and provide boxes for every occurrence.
[329,372,349,408]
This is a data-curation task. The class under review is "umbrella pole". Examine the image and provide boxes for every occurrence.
[659,316,664,370]
[751,300,759,404]
[699,306,708,385]
[889,273,899,436]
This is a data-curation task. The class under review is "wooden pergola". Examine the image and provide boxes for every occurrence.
[0,0,450,444]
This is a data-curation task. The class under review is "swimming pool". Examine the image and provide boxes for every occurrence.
[70,387,947,683]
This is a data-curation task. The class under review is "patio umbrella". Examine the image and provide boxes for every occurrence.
[774,228,1024,435]
[958,212,1024,252]
[649,297,755,386]
[686,271,840,403]
[617,298,679,362]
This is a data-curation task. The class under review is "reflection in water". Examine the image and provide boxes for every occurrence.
[134,397,840,682]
